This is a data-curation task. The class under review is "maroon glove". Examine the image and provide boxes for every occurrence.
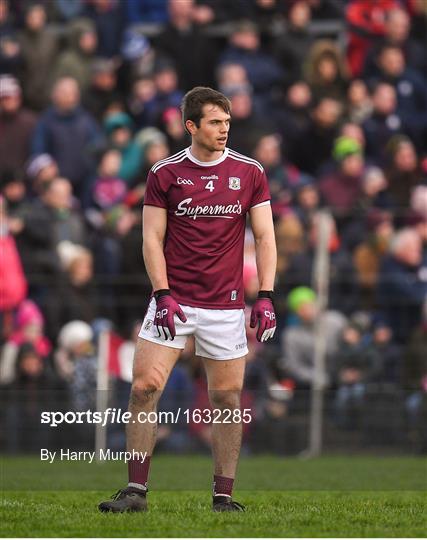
[250,291,276,343]
[154,289,187,340]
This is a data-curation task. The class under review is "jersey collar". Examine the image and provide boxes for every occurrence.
[185,146,229,167]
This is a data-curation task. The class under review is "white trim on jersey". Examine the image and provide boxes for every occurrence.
[251,200,271,209]
[185,146,229,167]
[228,149,264,172]
[152,148,186,167]
[152,150,186,173]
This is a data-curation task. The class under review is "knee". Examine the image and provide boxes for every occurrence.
[209,388,242,410]
[130,376,162,406]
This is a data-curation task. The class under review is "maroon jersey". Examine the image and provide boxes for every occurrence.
[144,147,270,309]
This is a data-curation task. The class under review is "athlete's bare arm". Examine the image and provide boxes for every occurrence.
[249,204,277,290]
[142,205,169,291]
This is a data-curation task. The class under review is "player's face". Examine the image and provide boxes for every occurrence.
[192,104,231,153]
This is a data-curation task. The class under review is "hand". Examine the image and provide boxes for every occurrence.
[154,290,187,340]
[7,217,24,234]
[340,368,361,384]
[250,294,276,343]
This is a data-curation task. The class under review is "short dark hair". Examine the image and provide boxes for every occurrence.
[181,86,231,130]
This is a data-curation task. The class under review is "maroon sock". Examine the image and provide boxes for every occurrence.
[128,455,151,491]
[213,475,234,498]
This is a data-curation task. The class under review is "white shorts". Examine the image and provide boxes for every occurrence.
[138,298,248,360]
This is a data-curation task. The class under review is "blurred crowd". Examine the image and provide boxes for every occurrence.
[0,0,426,454]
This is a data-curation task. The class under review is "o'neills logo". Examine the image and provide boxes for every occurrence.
[175,197,242,220]
[201,174,219,180]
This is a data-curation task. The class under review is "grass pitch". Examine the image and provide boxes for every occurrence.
[1,455,426,537]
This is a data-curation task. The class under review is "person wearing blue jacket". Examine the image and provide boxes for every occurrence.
[377,228,427,345]
[31,77,103,205]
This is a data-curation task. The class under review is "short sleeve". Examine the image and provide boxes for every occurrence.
[250,168,271,209]
[144,169,168,208]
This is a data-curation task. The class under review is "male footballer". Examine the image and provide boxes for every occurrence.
[99,87,277,513]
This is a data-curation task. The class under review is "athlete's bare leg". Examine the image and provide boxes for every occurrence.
[127,338,182,454]
[202,356,246,478]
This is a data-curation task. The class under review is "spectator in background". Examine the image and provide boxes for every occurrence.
[252,132,299,218]
[126,75,156,129]
[292,175,321,232]
[219,19,283,112]
[3,342,61,452]
[0,0,22,76]
[216,62,249,95]
[55,242,98,327]
[284,213,359,315]
[274,0,314,82]
[342,166,392,253]
[411,186,427,225]
[345,0,401,77]
[155,0,215,90]
[304,40,349,103]
[293,96,343,175]
[316,121,366,177]
[408,0,427,45]
[0,75,36,178]
[125,0,168,24]
[362,82,405,165]
[0,300,51,385]
[25,153,59,197]
[363,7,426,78]
[0,170,26,217]
[370,44,427,122]
[86,146,133,320]
[17,2,58,111]
[410,191,427,263]
[339,121,366,154]
[82,57,122,122]
[319,136,364,228]
[385,136,424,218]
[135,127,170,182]
[274,213,306,315]
[280,286,346,389]
[144,59,184,126]
[118,28,155,96]
[346,79,372,124]
[104,112,141,184]
[224,85,270,156]
[216,61,269,123]
[90,148,127,209]
[333,321,383,429]
[31,77,102,203]
[84,0,125,58]
[353,209,394,309]
[273,80,312,162]
[355,163,391,213]
[0,195,27,342]
[32,178,86,250]
[55,320,96,408]
[372,320,401,384]
[55,319,97,448]
[377,228,427,345]
[160,106,189,155]
[53,18,98,92]
[17,177,87,337]
[118,207,150,328]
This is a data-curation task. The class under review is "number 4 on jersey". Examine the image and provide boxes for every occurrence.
[205,180,215,192]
